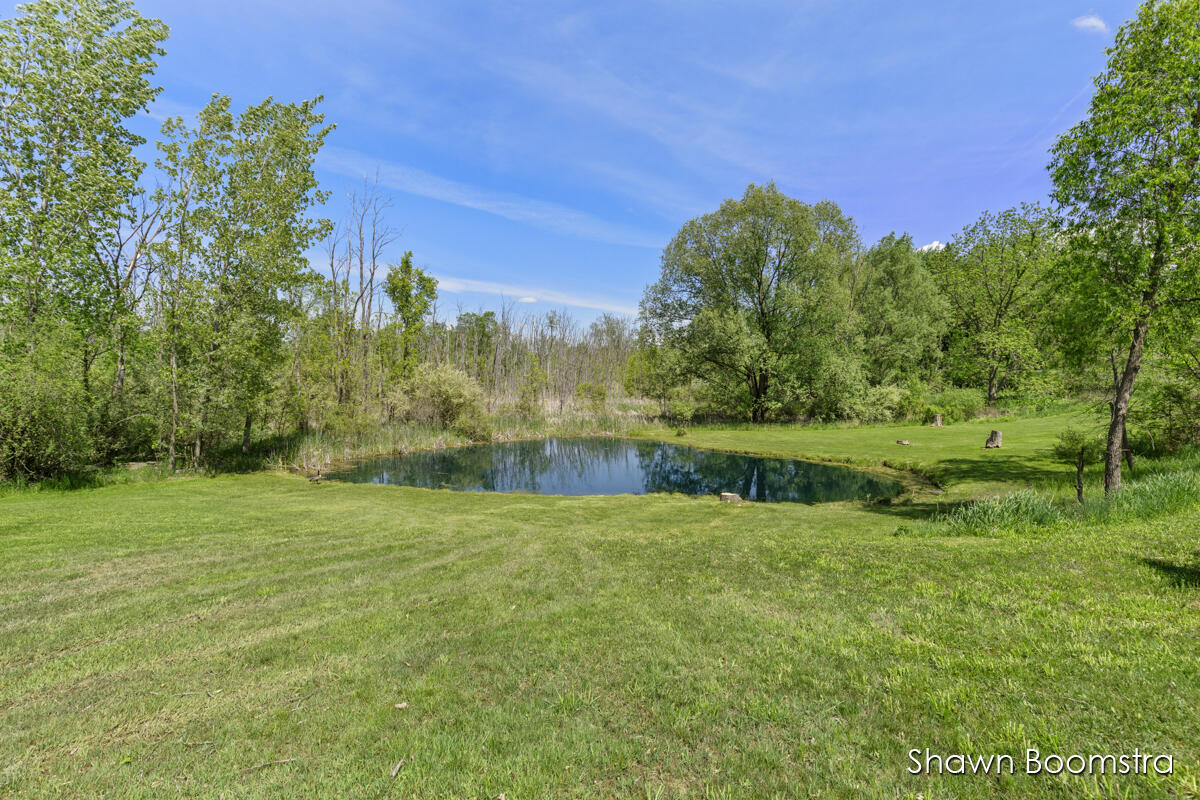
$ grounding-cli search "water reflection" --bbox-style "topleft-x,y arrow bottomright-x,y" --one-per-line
326,438 -> 899,504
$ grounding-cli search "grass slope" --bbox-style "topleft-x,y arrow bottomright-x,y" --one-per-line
2,455 -> 1197,798
644,411 -> 1101,501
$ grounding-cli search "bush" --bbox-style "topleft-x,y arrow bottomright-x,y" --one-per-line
924,388 -> 986,424
854,383 -> 904,423
402,364 -> 490,440
516,356 -> 548,418
896,378 -> 927,420
667,398 -> 696,425
0,356 -> 94,478
576,382 -> 607,415
451,410 -> 493,443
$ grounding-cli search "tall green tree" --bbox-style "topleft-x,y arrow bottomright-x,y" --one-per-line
384,250 -> 438,380
928,204 -> 1057,404
850,233 -> 948,385
1050,0 -> 1200,494
153,94 -> 332,464
640,183 -> 859,422
0,0 -> 167,475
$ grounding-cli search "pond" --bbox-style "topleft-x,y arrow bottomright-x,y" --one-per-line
325,437 -> 901,504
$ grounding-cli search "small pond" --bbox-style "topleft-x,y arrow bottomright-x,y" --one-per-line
325,437 -> 900,504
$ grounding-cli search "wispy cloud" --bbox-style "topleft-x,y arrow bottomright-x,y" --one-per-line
1071,14 -> 1108,34
433,273 -> 637,315
489,57 -> 785,180
319,146 -> 662,249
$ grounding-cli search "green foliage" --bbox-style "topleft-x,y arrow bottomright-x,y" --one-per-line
641,183 -> 859,422
0,0 -> 168,477
1050,0 -> 1200,491
402,364 -> 489,441
384,251 -> 438,379
0,348 -> 93,476
927,204 -> 1058,404
1051,428 -> 1104,465
852,234 -> 948,384
516,354 -> 548,418
665,387 -> 697,426
923,388 -> 986,424
575,382 -> 607,415
896,378 -> 927,421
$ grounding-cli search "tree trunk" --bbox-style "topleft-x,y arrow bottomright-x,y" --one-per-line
193,434 -> 201,467
168,341 -> 179,472
986,367 -> 999,406
1105,317 -> 1150,495
1122,425 -> 1135,475
242,412 -> 252,455
1075,447 -> 1085,504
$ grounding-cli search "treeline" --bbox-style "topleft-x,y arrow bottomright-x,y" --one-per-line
0,0 -> 638,478
638,0 -> 1200,494
4,0 -> 1200,496
635,191 -> 1063,423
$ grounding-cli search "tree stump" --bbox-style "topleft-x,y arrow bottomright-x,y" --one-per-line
720,492 -> 740,503
931,414 -> 943,428
984,430 -> 1003,449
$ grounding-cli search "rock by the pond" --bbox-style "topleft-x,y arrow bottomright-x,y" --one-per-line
896,440 -> 911,446
985,430 -> 1003,449
720,492 -> 741,503
931,414 -> 943,428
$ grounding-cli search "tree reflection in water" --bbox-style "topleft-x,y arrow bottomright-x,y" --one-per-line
327,438 -> 899,504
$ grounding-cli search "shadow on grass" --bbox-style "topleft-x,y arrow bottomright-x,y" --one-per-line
1142,557 -> 1200,588
925,454 -> 1068,488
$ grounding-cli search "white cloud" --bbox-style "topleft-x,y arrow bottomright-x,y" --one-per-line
489,56 -> 785,180
917,240 -> 945,252
433,274 -> 637,315
1071,14 -> 1108,34
318,145 -> 663,249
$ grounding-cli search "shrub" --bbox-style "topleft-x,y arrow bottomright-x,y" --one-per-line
403,364 -> 489,439
896,378 -> 927,420
854,383 -> 904,424
576,382 -> 607,415
516,356 -> 548,418
0,357 -> 94,478
452,410 -> 493,443
665,386 -> 696,426
924,388 -> 986,423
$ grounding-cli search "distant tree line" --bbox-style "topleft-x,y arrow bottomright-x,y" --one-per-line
3,0 -> 1200,497
637,0 -> 1200,493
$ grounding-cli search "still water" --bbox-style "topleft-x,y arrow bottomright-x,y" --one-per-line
325,437 -> 899,504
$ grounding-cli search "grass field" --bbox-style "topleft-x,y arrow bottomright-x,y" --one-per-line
2,415 -> 1198,798
642,410 -> 1103,501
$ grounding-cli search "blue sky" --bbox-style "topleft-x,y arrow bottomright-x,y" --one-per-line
43,1 -> 1143,319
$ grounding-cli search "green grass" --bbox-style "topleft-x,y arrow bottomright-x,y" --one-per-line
644,410 -> 1101,501
2,413 -> 1198,798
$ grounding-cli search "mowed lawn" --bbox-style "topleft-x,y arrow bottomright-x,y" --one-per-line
2,421 -> 1198,798
647,411 -> 1102,500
